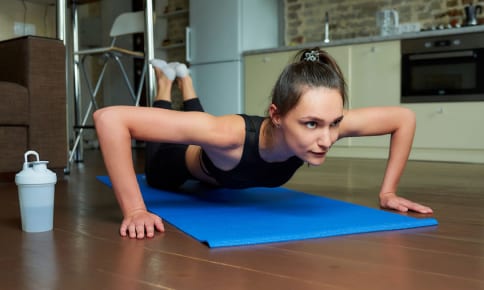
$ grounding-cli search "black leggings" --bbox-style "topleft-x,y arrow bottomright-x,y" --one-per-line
144,98 -> 204,190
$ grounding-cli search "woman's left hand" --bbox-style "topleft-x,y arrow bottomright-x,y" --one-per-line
379,192 -> 433,214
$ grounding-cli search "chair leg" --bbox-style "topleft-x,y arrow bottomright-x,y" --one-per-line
113,55 -> 148,106
113,55 -> 138,104
68,100 -> 95,164
80,55 -> 110,110
134,61 -> 148,106
69,55 -> 109,165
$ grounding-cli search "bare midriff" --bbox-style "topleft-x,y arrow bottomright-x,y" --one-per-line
185,145 -> 219,185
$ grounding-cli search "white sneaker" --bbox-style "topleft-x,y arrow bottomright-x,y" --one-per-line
150,59 -> 176,81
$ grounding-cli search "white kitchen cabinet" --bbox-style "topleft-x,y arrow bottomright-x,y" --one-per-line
347,41 -> 400,149
324,46 -> 351,81
244,50 -> 295,116
349,41 -> 400,108
402,102 -> 484,162
345,40 -> 483,163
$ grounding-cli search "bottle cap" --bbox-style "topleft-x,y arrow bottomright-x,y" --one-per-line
15,151 -> 57,185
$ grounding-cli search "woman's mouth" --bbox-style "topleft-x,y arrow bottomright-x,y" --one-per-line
310,151 -> 327,158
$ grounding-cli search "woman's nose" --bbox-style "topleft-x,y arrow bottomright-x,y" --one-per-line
317,128 -> 333,149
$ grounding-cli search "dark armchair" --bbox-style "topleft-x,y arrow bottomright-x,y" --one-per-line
0,36 -> 67,175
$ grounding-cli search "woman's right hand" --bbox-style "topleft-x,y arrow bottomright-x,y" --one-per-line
120,209 -> 165,239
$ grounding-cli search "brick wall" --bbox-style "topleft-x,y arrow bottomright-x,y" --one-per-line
161,0 -> 483,49
285,0 -> 484,45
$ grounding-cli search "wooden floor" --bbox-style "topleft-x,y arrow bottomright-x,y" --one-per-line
1,149 -> 483,290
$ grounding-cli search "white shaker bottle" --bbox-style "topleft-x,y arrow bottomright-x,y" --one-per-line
15,150 -> 57,232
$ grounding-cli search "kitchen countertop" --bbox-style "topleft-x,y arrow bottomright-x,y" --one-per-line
244,24 -> 484,56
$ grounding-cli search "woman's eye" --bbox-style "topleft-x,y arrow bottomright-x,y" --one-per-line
305,121 -> 317,129
330,118 -> 343,127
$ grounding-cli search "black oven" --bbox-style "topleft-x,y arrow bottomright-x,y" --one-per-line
401,32 -> 484,103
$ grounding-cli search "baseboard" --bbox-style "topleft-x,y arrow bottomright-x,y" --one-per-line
329,146 -> 484,164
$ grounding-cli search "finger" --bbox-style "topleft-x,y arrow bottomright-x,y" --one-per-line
154,218 -> 165,233
394,204 -> 409,212
120,222 -> 128,237
387,199 -> 409,212
143,219 -> 155,238
128,224 -> 137,239
136,224 -> 146,239
408,203 -> 434,214
399,197 -> 426,211
145,224 -> 155,238
421,206 -> 433,214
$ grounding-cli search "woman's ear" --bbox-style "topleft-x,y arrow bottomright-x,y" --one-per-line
269,104 -> 281,127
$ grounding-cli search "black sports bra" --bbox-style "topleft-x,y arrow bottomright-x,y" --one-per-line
200,114 -> 303,189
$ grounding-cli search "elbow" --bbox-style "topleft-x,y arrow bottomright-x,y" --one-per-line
394,107 -> 416,137
93,107 -> 134,150
402,107 -> 416,130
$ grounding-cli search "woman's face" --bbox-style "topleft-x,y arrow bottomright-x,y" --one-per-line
278,87 -> 344,166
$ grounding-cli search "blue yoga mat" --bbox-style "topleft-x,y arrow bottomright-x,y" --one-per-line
98,175 -> 438,248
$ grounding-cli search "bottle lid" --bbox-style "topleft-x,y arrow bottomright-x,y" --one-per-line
15,151 -> 57,185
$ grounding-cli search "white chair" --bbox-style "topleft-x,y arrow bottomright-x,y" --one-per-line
70,11 -> 147,163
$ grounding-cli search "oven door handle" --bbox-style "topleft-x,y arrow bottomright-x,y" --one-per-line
408,50 -> 475,60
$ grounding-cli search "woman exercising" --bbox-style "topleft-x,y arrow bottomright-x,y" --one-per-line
94,48 -> 433,239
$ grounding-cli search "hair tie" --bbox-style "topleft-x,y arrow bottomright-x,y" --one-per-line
303,50 -> 319,62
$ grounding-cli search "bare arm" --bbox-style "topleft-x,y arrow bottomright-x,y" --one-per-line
94,106 -> 240,238
338,106 -> 433,214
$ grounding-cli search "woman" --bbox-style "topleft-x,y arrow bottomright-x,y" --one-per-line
94,48 -> 433,239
